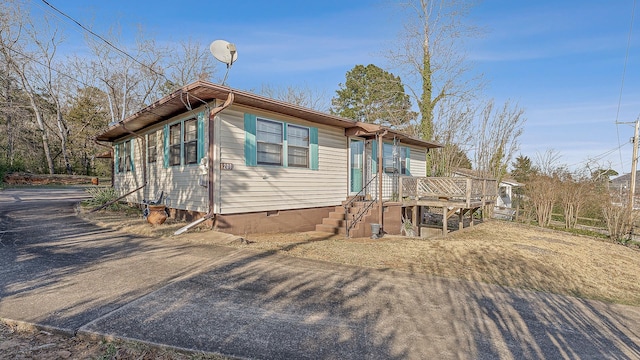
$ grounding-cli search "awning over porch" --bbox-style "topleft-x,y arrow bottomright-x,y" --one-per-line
345,122 -> 441,149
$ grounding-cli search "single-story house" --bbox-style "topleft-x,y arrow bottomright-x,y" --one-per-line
95,81 -> 441,236
496,178 -> 522,209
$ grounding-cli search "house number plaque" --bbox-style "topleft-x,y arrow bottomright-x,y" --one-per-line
220,163 -> 234,170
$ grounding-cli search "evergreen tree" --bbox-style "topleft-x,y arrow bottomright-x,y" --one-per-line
331,64 -> 416,131
511,155 -> 535,182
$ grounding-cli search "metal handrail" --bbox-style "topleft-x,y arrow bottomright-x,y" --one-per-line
346,200 -> 376,237
344,174 -> 378,237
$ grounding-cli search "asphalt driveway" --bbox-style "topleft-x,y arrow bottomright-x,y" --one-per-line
1,187 -> 640,359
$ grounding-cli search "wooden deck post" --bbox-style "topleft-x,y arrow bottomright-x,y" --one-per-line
377,132 -> 384,228
412,205 -> 418,228
482,180 -> 487,220
465,178 -> 472,208
442,205 -> 447,236
459,210 -> 464,230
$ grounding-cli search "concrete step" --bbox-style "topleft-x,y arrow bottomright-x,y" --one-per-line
317,197 -> 377,237
322,217 -> 343,227
329,212 -> 345,220
315,224 -> 339,234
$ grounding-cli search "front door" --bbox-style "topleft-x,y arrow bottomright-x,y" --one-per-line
349,138 -> 364,194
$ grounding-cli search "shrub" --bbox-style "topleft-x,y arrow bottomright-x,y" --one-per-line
0,160 -> 26,188
82,187 -> 124,211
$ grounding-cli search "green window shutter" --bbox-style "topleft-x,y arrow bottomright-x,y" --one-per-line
163,124 -> 169,168
129,140 -> 135,172
197,111 -> 205,162
405,147 -> 411,176
114,143 -> 120,174
283,123 -> 288,167
310,127 -> 318,170
244,114 -> 257,166
371,140 -> 377,174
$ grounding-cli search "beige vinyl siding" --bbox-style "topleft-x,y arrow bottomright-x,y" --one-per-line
114,137 -> 145,203
146,126 -> 164,205
158,109 -> 209,213
217,108 -> 348,214
150,164 -> 208,212
113,107 -> 209,213
408,145 -> 427,177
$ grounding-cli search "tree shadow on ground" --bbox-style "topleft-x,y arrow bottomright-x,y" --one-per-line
2,189 -> 640,359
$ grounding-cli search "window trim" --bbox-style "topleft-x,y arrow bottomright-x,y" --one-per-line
169,122 -> 182,166
245,113 -> 318,170
183,118 -> 198,165
375,141 -> 410,176
286,123 -> 310,168
256,118 -> 284,166
147,131 -> 158,164
163,112 -> 205,168
115,139 -> 133,173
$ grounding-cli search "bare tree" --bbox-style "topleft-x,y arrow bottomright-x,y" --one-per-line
0,62 -> 21,166
388,0 -> 483,141
524,150 -> 564,227
428,97 -> 475,175
0,1 -> 55,174
554,168 -> 593,229
26,17 -> 75,174
85,26 -> 164,124
526,174 -> 558,227
164,38 -> 216,91
603,190 -> 637,241
261,83 -> 329,112
473,99 -> 526,182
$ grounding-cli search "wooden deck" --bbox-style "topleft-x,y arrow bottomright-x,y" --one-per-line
397,177 -> 497,236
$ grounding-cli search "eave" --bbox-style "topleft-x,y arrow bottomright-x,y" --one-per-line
95,80 -> 442,150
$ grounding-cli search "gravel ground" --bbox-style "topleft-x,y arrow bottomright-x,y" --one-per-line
0,321 -> 230,360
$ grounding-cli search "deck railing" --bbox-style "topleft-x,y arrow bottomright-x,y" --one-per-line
399,176 -> 497,207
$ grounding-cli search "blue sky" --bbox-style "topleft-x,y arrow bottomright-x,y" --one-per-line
31,0 -> 640,175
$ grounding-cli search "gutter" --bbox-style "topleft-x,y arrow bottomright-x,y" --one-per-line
174,92 -> 235,235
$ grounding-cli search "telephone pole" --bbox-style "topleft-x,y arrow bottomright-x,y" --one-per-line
629,119 -> 639,214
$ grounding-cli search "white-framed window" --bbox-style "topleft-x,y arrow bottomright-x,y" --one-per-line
169,123 -> 182,166
381,142 -> 409,175
256,118 -> 283,166
245,113 -> 318,170
116,140 -> 132,173
162,111 -> 205,168
287,124 -> 309,168
147,131 -> 157,163
167,119 -> 199,166
183,119 -> 198,165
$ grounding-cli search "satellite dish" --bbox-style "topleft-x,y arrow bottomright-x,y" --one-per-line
210,40 -> 238,86
210,40 -> 238,66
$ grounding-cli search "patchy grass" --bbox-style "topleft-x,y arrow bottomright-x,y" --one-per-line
232,222 -> 640,306
78,207 -> 640,306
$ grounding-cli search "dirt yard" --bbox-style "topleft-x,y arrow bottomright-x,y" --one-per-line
5,203 -> 640,359
79,207 -> 640,306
